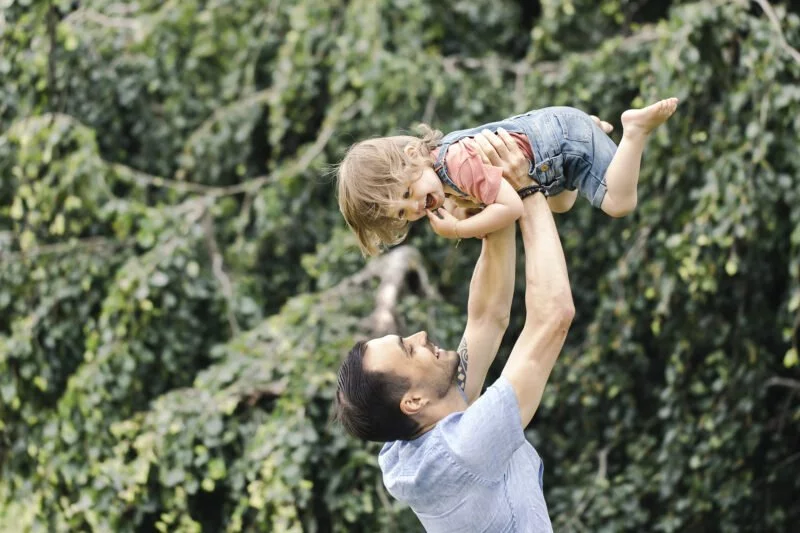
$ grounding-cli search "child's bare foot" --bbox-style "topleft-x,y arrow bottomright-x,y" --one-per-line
620,97 -> 678,139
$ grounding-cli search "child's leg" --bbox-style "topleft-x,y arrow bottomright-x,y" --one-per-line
600,98 -> 678,217
546,114 -> 610,214
547,190 -> 578,213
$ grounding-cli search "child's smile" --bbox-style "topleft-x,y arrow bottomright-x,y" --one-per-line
397,167 -> 446,222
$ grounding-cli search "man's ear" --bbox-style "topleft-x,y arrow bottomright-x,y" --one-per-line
400,392 -> 428,416
403,144 -> 418,159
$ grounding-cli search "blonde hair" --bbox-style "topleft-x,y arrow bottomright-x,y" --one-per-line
337,125 -> 443,256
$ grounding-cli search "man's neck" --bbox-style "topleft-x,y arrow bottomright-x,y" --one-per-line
412,386 -> 469,438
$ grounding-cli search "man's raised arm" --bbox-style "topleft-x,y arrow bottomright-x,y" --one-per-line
454,130 -> 532,404
458,221 -> 515,403
501,191 -> 575,427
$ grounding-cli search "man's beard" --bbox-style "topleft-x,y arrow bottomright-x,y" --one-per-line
433,352 -> 460,399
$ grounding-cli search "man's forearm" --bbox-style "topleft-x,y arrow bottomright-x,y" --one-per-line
468,223 -> 516,322
518,193 -> 573,320
459,223 -> 516,403
500,191 -> 574,426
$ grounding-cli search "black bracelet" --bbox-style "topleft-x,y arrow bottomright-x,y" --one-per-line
518,184 -> 546,199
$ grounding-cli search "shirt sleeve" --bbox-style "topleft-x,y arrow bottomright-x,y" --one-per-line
446,139 -> 503,205
438,376 -> 526,482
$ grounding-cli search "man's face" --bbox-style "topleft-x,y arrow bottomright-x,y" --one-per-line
364,330 -> 459,403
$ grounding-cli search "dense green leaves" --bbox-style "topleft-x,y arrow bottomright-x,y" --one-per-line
1,0 -> 799,531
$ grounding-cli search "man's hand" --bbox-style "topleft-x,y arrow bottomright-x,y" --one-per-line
426,207 -> 460,239
472,128 -> 530,190
443,197 -> 482,221
472,116 -> 613,190
589,115 -> 614,134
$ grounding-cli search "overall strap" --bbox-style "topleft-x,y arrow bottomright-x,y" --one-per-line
433,142 -> 469,197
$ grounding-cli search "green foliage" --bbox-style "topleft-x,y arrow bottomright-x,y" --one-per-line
1,0 -> 799,531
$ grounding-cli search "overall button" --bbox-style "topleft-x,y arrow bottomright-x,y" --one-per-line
540,163 -> 549,172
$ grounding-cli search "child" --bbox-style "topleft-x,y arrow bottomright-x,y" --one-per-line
337,98 -> 678,256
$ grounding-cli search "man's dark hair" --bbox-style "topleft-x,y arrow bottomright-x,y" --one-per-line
334,340 -> 421,442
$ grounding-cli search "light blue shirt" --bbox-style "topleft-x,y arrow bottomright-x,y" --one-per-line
379,377 -> 553,532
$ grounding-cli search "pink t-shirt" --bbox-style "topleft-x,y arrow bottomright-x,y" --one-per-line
432,132 -> 534,205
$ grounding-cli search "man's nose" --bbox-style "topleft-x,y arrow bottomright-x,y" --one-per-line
408,331 -> 427,345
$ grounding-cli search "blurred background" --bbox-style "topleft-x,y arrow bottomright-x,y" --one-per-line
1,0 -> 799,531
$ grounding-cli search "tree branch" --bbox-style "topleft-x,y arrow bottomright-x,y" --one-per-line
752,0 -> 800,66
370,248 -> 414,334
179,88 -> 276,168
290,99 -> 362,172
47,2 -> 60,112
203,209 -> 241,337
111,162 -> 263,196
765,377 -> 800,392
596,446 -> 610,482
62,0 -> 184,42
0,236 -> 134,263
63,9 -> 145,41
559,446 -> 611,533
441,25 -> 660,79
422,93 -> 437,125
375,476 -> 397,529
775,450 -> 800,470
321,245 -> 441,336
513,64 -> 526,114
113,98 -> 360,197
202,211 -> 241,336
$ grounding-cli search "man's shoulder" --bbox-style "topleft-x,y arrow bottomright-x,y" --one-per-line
382,379 -> 521,468
378,404 -> 477,478
379,426 -> 471,506
379,379 -> 530,509
379,429 -> 439,465
379,416 -> 453,471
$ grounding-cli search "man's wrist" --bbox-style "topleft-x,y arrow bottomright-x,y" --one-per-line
519,184 -> 546,200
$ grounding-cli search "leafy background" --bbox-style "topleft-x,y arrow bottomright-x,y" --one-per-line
1,0 -> 799,531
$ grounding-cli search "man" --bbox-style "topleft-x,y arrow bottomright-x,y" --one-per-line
335,121 -> 610,532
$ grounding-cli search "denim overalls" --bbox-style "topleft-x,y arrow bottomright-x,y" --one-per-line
433,107 -> 618,208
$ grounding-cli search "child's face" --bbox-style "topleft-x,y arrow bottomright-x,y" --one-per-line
395,167 -> 446,222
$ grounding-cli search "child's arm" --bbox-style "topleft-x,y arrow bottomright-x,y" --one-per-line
427,179 -> 523,239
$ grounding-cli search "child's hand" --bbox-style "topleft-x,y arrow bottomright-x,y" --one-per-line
426,207 -> 461,239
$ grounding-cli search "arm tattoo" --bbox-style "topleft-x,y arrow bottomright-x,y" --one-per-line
456,335 -> 469,392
